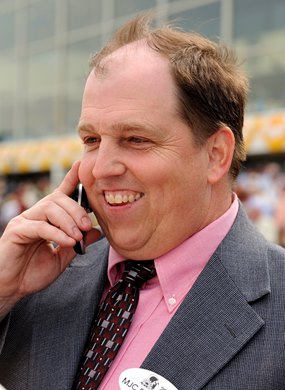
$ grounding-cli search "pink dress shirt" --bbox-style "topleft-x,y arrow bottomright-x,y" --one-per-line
99,195 -> 239,389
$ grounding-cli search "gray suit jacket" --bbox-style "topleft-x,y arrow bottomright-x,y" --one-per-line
1,203 -> 285,389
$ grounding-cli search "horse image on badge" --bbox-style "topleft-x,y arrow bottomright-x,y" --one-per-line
119,368 -> 178,390
141,374 -> 159,389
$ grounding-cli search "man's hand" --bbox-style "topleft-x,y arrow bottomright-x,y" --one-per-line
0,161 -> 97,317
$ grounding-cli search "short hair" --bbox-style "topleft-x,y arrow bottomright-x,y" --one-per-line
90,14 -> 249,179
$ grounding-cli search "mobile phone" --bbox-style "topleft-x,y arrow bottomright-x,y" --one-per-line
70,183 -> 91,255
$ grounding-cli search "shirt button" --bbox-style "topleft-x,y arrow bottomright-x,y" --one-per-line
168,297 -> 176,306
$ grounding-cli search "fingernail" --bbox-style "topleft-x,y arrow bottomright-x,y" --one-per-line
81,216 -> 92,227
72,226 -> 82,238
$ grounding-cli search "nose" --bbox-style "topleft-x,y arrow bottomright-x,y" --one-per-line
91,139 -> 126,179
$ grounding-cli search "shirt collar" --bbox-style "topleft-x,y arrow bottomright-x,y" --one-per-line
108,194 -> 239,312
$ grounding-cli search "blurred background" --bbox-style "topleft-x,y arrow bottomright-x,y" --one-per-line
0,0 -> 285,244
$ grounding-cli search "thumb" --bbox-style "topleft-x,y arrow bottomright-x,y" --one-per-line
56,160 -> 81,196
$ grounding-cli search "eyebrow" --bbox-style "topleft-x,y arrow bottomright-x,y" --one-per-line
77,123 -> 94,134
77,121 -> 158,135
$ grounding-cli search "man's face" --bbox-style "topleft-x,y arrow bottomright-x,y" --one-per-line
78,43 -> 214,259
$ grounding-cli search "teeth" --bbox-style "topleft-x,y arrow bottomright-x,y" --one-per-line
128,194 -> 135,203
107,194 -> 115,204
105,192 -> 143,205
115,194 -> 122,204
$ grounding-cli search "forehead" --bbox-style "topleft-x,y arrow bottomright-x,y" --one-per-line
79,44 -> 196,150
97,40 -> 169,77
83,42 -> 177,106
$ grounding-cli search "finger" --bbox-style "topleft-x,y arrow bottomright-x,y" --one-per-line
7,216 -> 77,248
53,194 -> 93,232
24,194 -> 92,233
22,201 -> 87,240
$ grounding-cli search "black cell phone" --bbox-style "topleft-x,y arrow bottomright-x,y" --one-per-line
70,183 -> 91,255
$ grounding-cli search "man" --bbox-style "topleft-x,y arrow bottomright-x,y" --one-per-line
0,15 -> 284,390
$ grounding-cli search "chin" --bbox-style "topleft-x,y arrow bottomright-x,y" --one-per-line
107,233 -> 148,257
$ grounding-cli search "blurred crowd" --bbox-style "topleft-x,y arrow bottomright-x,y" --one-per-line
234,162 -> 285,247
0,176 -> 51,235
1,162 -> 285,246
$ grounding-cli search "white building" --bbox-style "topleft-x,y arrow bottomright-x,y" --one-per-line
0,0 -> 285,174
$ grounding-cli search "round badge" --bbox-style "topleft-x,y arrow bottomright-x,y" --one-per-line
119,368 -> 178,390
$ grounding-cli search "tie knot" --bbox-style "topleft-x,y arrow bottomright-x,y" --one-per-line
122,260 -> 156,288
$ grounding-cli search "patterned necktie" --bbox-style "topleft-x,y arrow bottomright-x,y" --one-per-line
73,260 -> 156,390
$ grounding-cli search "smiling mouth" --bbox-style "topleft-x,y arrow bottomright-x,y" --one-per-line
104,192 -> 144,205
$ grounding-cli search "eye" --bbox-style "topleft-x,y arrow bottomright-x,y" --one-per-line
82,136 -> 100,146
124,135 -> 155,150
128,136 -> 147,143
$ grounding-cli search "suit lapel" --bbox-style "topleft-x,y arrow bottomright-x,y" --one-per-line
142,254 -> 264,389
142,204 -> 269,389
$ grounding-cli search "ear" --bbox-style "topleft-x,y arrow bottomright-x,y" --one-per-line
206,126 -> 235,185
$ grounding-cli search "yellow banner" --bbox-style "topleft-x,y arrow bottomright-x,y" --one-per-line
1,111 -> 285,175
0,136 -> 83,175
244,111 -> 285,154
